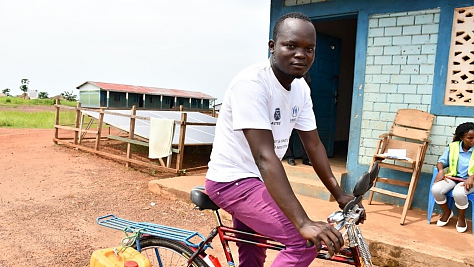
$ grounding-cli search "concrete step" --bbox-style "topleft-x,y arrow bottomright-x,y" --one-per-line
288,176 -> 336,202
283,159 -> 347,201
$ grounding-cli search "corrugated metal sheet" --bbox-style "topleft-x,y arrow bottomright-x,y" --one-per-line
77,81 -> 217,100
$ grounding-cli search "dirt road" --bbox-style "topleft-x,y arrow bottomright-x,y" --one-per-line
0,125 -> 353,267
0,128 -> 216,267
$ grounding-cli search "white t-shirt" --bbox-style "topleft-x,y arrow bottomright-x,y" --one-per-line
206,59 -> 316,182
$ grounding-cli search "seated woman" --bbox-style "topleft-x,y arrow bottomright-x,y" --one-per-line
431,122 -> 474,233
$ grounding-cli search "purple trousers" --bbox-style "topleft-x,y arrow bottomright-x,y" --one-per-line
205,178 -> 316,267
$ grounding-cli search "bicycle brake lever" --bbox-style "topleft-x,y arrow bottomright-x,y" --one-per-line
342,200 -> 356,215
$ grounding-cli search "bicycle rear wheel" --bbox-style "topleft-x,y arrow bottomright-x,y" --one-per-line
133,236 -> 209,267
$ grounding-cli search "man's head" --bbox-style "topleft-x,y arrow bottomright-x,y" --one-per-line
272,12 -> 313,42
269,12 -> 316,88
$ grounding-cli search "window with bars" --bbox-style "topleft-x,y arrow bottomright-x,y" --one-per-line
445,6 -> 474,106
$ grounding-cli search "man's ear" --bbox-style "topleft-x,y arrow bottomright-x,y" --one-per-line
268,39 -> 275,54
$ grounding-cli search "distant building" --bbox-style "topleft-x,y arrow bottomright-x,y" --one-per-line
77,81 -> 217,110
27,89 -> 38,99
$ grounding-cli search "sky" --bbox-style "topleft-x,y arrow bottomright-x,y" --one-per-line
0,0 -> 271,102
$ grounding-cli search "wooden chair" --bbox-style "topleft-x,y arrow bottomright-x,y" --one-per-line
367,109 -> 435,225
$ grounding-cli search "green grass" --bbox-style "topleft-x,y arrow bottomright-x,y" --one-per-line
0,96 -> 81,128
0,110 -> 78,128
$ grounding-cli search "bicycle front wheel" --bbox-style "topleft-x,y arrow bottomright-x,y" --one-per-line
354,227 -> 373,267
133,236 -> 210,267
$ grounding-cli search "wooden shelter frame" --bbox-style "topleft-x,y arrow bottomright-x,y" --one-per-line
53,100 -> 215,175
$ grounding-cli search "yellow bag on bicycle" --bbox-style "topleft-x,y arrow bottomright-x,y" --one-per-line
90,246 -> 151,267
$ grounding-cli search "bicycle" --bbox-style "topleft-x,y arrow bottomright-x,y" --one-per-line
97,161 -> 379,267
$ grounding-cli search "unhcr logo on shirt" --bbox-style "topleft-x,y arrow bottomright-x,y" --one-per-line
290,106 -> 299,123
271,108 -> 281,125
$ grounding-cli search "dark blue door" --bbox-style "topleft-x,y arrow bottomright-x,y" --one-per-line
308,33 -> 341,157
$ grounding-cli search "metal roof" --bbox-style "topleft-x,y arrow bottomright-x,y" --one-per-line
77,81 -> 217,100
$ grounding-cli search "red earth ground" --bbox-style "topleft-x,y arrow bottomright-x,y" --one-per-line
0,102 -> 216,266
0,127 -> 221,267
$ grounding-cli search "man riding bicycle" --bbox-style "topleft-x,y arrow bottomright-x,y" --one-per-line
205,12 -> 361,267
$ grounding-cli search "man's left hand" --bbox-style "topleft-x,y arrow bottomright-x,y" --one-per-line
336,194 -> 366,224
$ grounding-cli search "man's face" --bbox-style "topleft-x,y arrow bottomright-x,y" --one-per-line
269,18 -> 316,82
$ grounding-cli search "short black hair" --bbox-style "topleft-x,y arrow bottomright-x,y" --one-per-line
272,12 -> 313,42
453,122 -> 474,142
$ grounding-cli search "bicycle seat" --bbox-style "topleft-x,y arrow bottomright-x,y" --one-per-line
190,186 -> 220,211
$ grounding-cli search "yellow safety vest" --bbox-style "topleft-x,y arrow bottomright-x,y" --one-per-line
446,141 -> 474,177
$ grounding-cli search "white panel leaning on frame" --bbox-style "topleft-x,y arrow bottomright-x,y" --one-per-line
445,5 -> 474,106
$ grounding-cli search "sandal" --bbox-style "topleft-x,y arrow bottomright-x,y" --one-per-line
436,211 -> 453,227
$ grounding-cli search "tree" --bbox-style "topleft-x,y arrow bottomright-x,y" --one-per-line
19,79 -> 29,93
2,88 -> 10,96
61,91 -> 77,101
38,92 -> 49,99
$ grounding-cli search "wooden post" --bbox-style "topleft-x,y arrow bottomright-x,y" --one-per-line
176,113 -> 187,172
95,108 -> 104,150
54,99 -> 60,144
79,113 -> 85,144
179,105 -> 183,112
126,105 -> 137,168
73,102 -> 81,145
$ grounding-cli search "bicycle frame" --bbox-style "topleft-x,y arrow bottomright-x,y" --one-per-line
97,211 -> 364,267
97,162 -> 379,267
186,162 -> 379,267
186,208 -> 363,267
97,199 -> 369,267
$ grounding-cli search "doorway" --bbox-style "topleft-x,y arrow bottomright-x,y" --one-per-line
313,17 -> 357,164
291,17 -> 357,166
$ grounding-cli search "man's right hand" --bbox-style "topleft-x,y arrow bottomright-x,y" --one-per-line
300,220 -> 344,257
